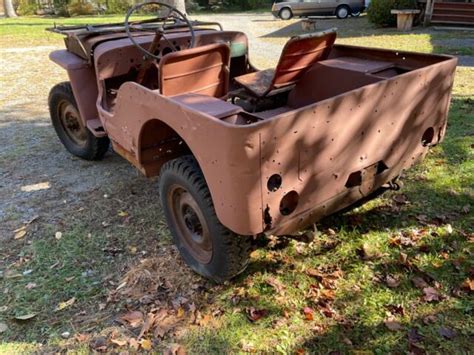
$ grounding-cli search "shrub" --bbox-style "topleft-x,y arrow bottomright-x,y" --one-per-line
53,0 -> 70,16
367,0 -> 418,27
104,0 -> 132,14
15,0 -> 38,15
68,0 -> 95,16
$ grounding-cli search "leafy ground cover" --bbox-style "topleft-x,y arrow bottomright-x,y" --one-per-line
0,13 -> 473,354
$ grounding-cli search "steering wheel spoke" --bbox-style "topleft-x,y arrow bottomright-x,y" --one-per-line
125,1 -> 195,61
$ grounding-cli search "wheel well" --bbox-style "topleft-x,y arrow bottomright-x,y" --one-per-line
138,119 -> 191,177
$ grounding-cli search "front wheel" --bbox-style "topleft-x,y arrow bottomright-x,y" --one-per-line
49,82 -> 109,160
159,155 -> 252,282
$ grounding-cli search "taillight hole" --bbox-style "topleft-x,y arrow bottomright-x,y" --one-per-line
280,191 -> 299,216
267,174 -> 282,192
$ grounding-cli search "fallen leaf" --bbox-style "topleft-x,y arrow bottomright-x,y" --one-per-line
25,282 -> 37,290
129,338 -> 140,350
303,307 -> 314,321
240,341 -> 255,352
90,336 -> 107,352
422,287 -> 440,302
118,211 -> 129,217
14,228 -> 27,240
140,338 -> 152,351
306,268 -> 324,280
319,305 -> 336,318
357,242 -> 381,260
110,338 -> 128,347
445,224 -> 453,234
386,275 -> 401,288
461,278 -> 474,292
412,276 -> 429,289
177,307 -> 185,318
386,304 -> 405,316
0,322 -> 8,333
393,194 -> 409,204
14,313 -> 37,320
246,307 -> 267,322
423,315 -> 437,324
342,337 -> 352,346
164,343 -> 186,355
138,312 -> 156,339
384,318 -> 403,331
120,310 -> 144,328
266,276 -> 286,294
55,297 -> 76,311
439,326 -> 456,339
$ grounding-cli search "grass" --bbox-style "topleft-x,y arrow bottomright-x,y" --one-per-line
1,13 -> 473,354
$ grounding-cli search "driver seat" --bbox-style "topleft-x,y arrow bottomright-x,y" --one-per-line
234,28 -> 337,98
159,43 -> 244,119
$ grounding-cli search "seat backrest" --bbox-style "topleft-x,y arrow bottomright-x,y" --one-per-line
272,28 -> 337,89
159,43 -> 231,98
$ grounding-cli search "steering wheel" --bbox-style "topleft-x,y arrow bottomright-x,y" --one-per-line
125,1 -> 195,61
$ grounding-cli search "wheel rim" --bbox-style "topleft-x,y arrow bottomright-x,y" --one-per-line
168,185 -> 213,264
58,100 -> 88,147
281,9 -> 291,19
338,7 -> 348,18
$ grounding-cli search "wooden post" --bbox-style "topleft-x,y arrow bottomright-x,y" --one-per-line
424,0 -> 434,26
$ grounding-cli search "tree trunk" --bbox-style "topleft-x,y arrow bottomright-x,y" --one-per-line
3,0 -> 18,17
162,0 -> 186,15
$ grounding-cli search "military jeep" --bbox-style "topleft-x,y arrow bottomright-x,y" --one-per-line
48,2 -> 457,281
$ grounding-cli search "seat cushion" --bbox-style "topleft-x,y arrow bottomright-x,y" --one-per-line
234,69 -> 275,97
170,93 -> 243,119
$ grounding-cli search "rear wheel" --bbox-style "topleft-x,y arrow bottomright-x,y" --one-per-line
159,155 -> 252,282
279,7 -> 293,20
49,82 -> 109,160
336,5 -> 350,19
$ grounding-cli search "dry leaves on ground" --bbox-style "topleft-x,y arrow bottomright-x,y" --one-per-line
422,287 -> 441,302
246,307 -> 267,322
384,317 -> 403,331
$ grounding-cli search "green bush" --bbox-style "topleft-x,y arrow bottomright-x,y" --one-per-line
104,0 -> 132,14
15,0 -> 38,15
53,0 -> 70,16
68,0 -> 95,16
367,0 -> 418,27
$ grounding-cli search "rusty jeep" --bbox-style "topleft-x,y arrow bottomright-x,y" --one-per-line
47,2 -> 457,281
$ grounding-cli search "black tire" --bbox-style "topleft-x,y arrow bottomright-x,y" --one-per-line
279,7 -> 293,20
49,82 -> 109,160
336,5 -> 350,19
159,155 -> 252,282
